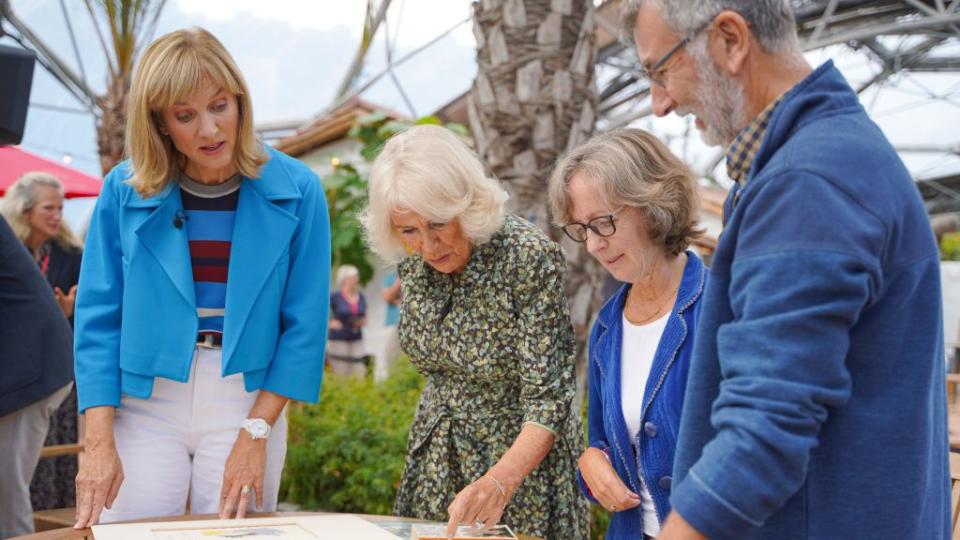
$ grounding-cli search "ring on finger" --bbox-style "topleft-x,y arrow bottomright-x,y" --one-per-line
241,485 -> 251,495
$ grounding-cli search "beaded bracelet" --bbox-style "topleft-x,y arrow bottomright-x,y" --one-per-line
485,474 -> 507,497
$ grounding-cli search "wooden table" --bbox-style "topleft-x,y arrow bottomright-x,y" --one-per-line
948,373 -> 960,449
14,512 -> 543,540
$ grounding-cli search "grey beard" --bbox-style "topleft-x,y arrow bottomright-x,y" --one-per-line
691,49 -> 748,147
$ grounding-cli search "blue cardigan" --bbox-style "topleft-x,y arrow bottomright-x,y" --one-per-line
580,251 -> 706,539
670,61 -> 950,539
328,290 -> 366,342
74,147 -> 331,412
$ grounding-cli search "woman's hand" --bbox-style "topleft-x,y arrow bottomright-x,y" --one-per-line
74,437 -> 124,528
446,473 -> 515,537
578,447 -> 640,513
328,319 -> 343,331
54,285 -> 78,318
218,431 -> 268,519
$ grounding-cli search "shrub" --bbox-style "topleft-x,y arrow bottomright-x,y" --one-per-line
942,232 -> 960,261
279,360 -> 423,514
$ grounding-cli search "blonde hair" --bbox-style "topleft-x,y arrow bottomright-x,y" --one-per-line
548,128 -> 703,256
125,27 -> 266,198
362,125 -> 508,263
1,172 -> 81,249
336,265 -> 359,288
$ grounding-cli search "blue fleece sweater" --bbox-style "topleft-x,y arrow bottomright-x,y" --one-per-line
670,61 -> 949,539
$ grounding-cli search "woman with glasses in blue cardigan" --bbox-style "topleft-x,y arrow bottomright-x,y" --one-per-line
549,129 -> 707,540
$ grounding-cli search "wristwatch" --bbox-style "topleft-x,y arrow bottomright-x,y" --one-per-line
241,418 -> 271,440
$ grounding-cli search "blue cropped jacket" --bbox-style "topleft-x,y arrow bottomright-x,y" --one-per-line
579,250 -> 706,539
74,147 -> 330,412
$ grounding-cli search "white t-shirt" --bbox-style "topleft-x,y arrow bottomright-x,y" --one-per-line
621,310 -> 670,537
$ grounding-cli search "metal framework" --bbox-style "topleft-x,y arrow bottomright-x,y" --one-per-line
4,0 -> 958,213
597,0 -> 960,124
594,0 -> 960,213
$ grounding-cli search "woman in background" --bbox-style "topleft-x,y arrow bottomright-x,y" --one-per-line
1,171 -> 82,512
327,264 -> 368,377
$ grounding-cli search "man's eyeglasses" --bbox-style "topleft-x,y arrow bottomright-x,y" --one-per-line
636,19 -> 713,88
560,207 -> 625,243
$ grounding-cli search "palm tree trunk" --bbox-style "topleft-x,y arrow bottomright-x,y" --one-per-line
468,0 -> 607,396
85,0 -> 166,176
96,72 -> 129,175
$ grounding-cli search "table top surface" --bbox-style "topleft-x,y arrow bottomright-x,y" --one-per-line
15,512 -> 542,540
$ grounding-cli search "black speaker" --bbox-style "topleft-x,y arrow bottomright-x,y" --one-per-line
0,44 -> 36,146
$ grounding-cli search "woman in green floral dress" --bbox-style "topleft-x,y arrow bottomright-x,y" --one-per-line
362,125 -> 589,539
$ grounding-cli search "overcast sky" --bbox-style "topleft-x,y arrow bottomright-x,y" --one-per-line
4,0 -> 477,176
3,0 -> 958,182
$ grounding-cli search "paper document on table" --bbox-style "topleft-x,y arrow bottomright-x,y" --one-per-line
91,515 -> 400,540
410,523 -> 517,539
151,524 -> 309,540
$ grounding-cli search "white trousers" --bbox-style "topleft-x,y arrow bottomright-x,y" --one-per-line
99,347 -> 287,522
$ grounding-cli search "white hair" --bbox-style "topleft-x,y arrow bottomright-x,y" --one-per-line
361,125 -> 509,264
335,265 -> 359,288
622,0 -> 801,54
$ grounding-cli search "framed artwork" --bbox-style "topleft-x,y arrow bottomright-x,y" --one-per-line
91,515 -> 401,540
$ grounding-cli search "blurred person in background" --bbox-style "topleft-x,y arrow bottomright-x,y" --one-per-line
1,172 -> 83,322
72,27 -> 330,528
1,171 -> 83,513
327,264 -> 368,377
363,125 -> 589,539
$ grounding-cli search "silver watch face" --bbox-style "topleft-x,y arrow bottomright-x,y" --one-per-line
245,418 -> 270,438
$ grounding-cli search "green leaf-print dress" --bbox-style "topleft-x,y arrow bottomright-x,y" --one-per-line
394,215 -> 589,540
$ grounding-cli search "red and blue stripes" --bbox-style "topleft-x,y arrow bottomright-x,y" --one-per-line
180,175 -> 240,337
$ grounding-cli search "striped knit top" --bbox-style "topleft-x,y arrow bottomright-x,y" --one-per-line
179,173 -> 240,337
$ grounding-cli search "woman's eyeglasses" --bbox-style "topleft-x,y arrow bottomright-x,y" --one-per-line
560,207 -> 625,243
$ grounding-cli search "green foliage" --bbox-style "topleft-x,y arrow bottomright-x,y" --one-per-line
942,232 -> 960,261
325,112 -> 470,283
280,361 -> 424,514
580,398 -> 611,540
323,162 -> 374,282
591,505 -> 611,540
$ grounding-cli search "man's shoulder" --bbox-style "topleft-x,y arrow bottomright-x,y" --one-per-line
757,112 -> 915,218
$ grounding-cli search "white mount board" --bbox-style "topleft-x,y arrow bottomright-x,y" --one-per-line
91,515 -> 402,540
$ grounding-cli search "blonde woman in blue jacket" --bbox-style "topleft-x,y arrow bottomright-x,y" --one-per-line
72,28 -> 330,528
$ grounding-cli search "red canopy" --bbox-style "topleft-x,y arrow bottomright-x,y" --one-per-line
0,146 -> 102,198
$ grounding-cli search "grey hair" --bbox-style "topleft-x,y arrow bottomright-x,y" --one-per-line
335,264 -> 360,288
0,171 -> 81,249
621,0 -> 800,54
548,128 -> 703,256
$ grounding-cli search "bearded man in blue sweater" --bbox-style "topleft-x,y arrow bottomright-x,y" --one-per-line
625,1 -> 950,538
